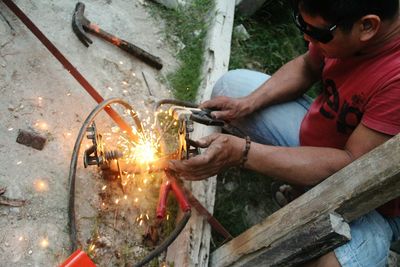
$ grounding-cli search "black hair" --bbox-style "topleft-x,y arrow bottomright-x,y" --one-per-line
292,0 -> 399,31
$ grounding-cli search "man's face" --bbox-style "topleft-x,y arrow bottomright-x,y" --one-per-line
300,11 -> 362,58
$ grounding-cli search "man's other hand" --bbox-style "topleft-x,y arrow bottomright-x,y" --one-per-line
168,133 -> 244,180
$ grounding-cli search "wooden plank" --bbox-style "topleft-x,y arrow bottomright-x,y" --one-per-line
210,134 -> 400,267
165,0 -> 235,266
240,212 -> 350,267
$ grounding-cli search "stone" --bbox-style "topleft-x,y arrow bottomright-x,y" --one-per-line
234,24 -> 250,41
16,129 -> 47,151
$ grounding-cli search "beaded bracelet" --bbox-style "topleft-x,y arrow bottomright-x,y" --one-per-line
240,136 -> 251,169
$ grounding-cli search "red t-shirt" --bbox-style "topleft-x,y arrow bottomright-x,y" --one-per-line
300,37 -> 400,217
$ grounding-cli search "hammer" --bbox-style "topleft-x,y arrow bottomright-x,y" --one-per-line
72,2 -> 163,70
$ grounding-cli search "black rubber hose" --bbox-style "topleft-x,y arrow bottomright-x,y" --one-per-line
132,210 -> 191,267
68,98 -> 143,252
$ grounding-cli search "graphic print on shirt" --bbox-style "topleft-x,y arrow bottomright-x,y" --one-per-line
319,79 -> 364,134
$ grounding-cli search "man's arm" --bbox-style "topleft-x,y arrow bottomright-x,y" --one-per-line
245,123 -> 392,185
201,51 -> 322,120
169,123 -> 392,184
245,51 -> 322,112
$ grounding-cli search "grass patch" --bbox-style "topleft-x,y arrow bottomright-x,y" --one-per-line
211,168 -> 279,250
230,1 -> 306,74
229,1 -> 321,97
148,0 -> 214,102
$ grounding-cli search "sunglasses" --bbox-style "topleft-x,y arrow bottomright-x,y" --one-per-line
293,12 -> 337,44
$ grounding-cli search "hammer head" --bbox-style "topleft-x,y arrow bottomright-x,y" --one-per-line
72,2 -> 93,47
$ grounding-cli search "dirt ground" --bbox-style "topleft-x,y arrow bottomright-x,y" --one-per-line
0,0 -> 176,266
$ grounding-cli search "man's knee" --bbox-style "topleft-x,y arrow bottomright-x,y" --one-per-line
212,69 -> 270,99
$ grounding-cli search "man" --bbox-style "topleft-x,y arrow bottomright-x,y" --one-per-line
169,0 -> 400,266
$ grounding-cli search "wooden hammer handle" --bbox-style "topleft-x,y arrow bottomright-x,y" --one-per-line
87,23 -> 163,69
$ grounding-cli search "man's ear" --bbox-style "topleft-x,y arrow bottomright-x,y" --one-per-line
359,15 -> 381,41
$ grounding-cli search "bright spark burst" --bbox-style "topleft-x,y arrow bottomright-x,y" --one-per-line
118,129 -> 159,167
40,238 -> 49,248
34,179 -> 49,192
89,244 -> 96,252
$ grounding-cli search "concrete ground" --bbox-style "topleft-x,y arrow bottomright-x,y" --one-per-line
0,0 -> 175,266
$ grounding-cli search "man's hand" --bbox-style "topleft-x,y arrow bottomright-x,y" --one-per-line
168,133 -> 244,180
200,96 -> 252,121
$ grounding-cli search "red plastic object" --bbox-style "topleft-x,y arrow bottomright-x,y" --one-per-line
164,171 -> 191,213
60,249 -> 96,267
156,180 -> 171,219
170,179 -> 191,212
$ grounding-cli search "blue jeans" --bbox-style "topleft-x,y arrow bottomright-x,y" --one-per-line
212,69 -> 400,266
334,211 -> 400,267
212,69 -> 312,146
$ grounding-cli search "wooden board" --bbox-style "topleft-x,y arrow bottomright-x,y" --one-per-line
165,0 -> 235,266
240,212 -> 350,267
210,134 -> 400,267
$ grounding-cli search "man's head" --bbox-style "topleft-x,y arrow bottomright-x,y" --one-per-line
292,0 -> 399,57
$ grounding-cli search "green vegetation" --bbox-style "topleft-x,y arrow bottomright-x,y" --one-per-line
230,1 -> 306,73
229,0 -> 321,97
148,0 -> 214,101
212,168 -> 279,248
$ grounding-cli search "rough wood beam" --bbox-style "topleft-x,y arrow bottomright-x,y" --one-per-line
210,134 -> 400,267
165,0 -> 235,266
239,212 -> 350,267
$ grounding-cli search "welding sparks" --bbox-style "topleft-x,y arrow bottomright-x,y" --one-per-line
89,244 -> 96,252
111,126 -> 120,133
40,238 -> 49,248
119,131 -> 158,168
35,121 -> 48,130
136,141 -> 156,163
34,179 -> 49,192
